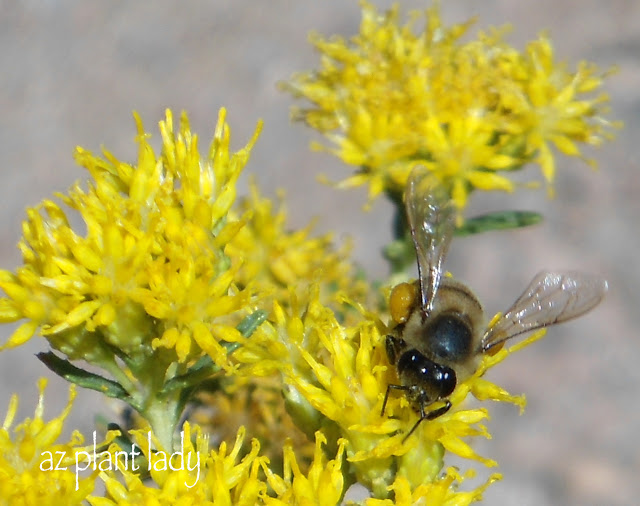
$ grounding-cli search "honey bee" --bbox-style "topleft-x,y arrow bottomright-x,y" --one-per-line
382,168 -> 608,440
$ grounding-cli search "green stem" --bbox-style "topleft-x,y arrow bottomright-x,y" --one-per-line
144,390 -> 183,452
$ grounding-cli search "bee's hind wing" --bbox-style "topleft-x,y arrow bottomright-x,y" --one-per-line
482,271 -> 608,352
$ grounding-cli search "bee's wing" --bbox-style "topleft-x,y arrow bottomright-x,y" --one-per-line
405,167 -> 455,314
482,271 -> 608,352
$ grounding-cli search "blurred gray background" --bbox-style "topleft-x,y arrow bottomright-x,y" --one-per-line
0,1 -> 637,504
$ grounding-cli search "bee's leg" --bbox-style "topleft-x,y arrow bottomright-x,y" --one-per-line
425,400 -> 451,420
385,334 -> 406,363
402,400 -> 452,443
385,335 -> 397,363
381,384 -> 410,417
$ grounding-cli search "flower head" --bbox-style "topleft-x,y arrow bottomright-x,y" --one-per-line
366,469 -> 500,506
261,431 -> 348,506
0,108 -> 272,451
0,109 -> 261,370
89,423 -> 349,506
89,424 -> 266,506
284,1 -> 617,210
500,33 -> 618,186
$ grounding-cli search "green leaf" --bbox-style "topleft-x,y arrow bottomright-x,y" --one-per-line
456,210 -> 543,237
161,357 -> 217,395
37,352 -> 138,408
236,309 -> 268,338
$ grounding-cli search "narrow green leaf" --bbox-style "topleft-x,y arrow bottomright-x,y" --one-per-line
455,211 -> 543,237
161,357 -> 217,395
223,309 -> 267,354
236,309 -> 268,338
37,352 -> 137,407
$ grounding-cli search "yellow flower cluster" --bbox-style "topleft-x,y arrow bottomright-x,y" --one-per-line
284,1 -> 617,210
0,380 -> 96,505
0,108 -> 362,365
0,108 -> 373,503
0,381 -> 350,505
0,364 -> 517,505
90,426 -> 349,506
0,0 -> 616,495
235,287 -> 540,501
227,181 -> 367,310
0,108 -> 365,455
0,109 -> 260,368
89,424 -> 266,505
0,98 -> 591,503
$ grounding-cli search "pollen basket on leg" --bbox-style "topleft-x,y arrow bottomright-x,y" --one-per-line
389,281 -> 418,324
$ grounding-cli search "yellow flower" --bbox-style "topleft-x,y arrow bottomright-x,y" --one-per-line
284,1 -> 616,210
261,431 -> 347,506
420,115 -> 517,211
366,469 -> 500,506
227,180 -> 367,309
89,424 -> 266,506
0,379 -> 96,505
0,108 -> 261,369
0,108 -> 269,451
194,374 -> 314,471
235,286 -> 537,500
501,33 -> 619,187
90,423 -> 348,506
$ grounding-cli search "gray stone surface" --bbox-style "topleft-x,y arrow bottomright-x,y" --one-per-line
0,1 -> 637,504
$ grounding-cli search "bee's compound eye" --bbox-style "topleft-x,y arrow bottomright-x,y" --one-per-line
438,364 -> 457,397
390,282 -> 418,324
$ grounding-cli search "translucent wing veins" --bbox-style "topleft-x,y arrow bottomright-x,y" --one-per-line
482,271 -> 608,352
405,168 -> 456,315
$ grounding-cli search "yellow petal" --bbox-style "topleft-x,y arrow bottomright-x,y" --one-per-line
1,320 -> 39,349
